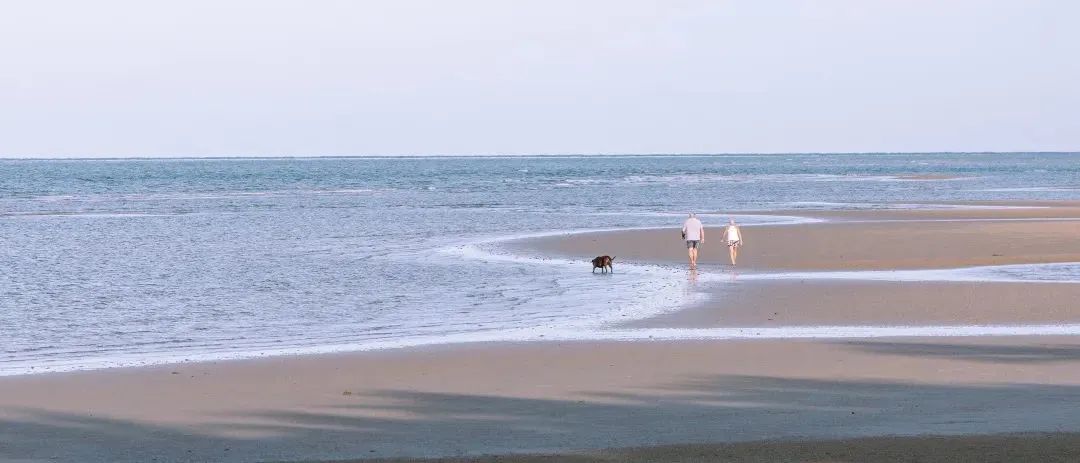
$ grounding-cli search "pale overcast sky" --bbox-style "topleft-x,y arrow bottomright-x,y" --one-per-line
1,1 -> 1078,158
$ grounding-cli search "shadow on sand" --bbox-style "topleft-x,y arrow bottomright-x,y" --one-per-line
3,366 -> 1080,462
837,341 -> 1080,363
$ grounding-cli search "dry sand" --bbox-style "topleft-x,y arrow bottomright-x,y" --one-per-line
4,203 -> 1080,462
3,338 -> 1080,462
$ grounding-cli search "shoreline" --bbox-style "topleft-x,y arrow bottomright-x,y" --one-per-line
8,202 -> 1080,377
5,201 -> 1080,461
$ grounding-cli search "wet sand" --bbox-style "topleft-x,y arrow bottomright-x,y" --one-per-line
627,280 -> 1080,328
514,202 -> 1080,331
358,433 -> 1080,463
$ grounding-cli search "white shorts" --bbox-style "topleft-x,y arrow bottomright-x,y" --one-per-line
727,240 -> 741,247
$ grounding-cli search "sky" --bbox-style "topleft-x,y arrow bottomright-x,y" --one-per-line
1,0 -> 1078,158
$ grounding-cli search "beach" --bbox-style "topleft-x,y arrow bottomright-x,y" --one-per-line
4,201 -> 1080,462
6,0 -> 1080,456
3,338 -> 1080,462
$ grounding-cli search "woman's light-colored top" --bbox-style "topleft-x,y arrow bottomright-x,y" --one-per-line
725,225 -> 741,241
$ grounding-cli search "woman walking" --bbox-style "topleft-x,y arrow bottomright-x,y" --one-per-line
723,218 -> 743,266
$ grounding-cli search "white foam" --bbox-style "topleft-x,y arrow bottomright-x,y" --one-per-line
783,202 -> 1046,210
27,188 -> 389,203
504,214 -> 823,228
440,239 -> 709,326
746,262 -> 1080,284
9,322 -> 1080,377
1,212 -> 175,219
547,173 -> 972,188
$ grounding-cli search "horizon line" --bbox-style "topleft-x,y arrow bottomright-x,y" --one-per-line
2,151 -> 1078,161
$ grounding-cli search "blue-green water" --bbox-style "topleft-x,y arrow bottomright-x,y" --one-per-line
2,153 -> 1079,374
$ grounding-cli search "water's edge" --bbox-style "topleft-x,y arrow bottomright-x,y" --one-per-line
6,211 -> 1080,377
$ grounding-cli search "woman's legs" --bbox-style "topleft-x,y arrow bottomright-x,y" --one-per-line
728,245 -> 737,266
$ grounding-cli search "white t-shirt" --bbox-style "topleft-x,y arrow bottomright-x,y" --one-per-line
682,217 -> 703,241
725,225 -> 741,241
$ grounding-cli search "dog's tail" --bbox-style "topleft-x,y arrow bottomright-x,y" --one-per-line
610,256 -> 615,261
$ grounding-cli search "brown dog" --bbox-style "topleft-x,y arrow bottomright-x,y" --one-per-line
591,255 -> 615,274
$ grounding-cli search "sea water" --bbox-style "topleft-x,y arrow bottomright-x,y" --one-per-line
2,153 -> 1079,375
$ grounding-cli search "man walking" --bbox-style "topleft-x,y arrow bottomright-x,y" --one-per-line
682,213 -> 704,270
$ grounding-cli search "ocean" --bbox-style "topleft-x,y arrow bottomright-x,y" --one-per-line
2,153 -> 1079,375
